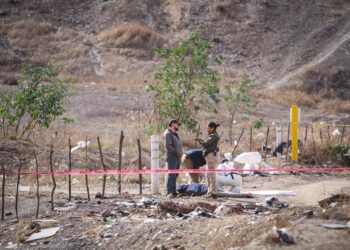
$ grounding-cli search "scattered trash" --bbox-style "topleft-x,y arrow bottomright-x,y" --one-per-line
271,226 -> 295,245
318,194 -> 350,208
175,207 -> 215,220
264,196 -> 289,208
158,201 -> 218,215
234,152 -> 262,164
26,227 -> 60,242
54,202 -> 77,212
292,210 -> 314,226
139,197 -> 160,207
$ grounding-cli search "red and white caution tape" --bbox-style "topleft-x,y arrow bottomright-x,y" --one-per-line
0,167 -> 349,176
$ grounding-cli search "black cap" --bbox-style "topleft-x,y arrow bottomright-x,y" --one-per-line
208,121 -> 220,128
168,119 -> 181,127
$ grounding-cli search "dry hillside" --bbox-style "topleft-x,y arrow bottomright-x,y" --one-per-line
0,0 -> 349,95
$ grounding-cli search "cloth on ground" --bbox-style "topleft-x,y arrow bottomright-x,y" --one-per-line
176,183 -> 208,196
184,149 -> 206,169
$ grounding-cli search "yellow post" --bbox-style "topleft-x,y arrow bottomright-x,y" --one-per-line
291,105 -> 299,162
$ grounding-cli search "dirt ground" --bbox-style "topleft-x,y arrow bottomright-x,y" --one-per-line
1,172 -> 349,250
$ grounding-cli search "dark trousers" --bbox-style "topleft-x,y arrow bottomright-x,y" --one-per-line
166,155 -> 180,194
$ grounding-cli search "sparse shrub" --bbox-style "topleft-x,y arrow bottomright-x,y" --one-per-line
0,60 -> 72,139
224,74 -> 253,145
253,118 -> 264,129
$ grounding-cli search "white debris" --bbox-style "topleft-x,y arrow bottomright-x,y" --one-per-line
71,141 -> 91,153
18,185 -> 30,192
214,205 -> 231,217
26,227 -> 60,242
332,128 -> 341,136
234,152 -> 262,164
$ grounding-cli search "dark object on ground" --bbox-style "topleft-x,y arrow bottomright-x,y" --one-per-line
3,77 -> 18,86
319,194 -> 350,208
265,196 -> 289,208
272,141 -> 291,157
275,227 -> 295,244
176,183 -> 208,196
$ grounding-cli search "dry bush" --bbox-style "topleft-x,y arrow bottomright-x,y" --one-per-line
299,141 -> 337,165
98,22 -> 163,50
7,20 -> 56,48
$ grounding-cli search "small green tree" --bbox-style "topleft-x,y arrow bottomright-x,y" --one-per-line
147,32 -> 222,133
0,61 -> 72,139
224,74 -> 252,145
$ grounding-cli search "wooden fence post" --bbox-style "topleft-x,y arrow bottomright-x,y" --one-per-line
1,164 -> 5,221
118,131 -> 124,194
85,136 -> 90,201
249,127 -> 252,151
137,139 -> 142,195
340,126 -> 346,143
286,123 -> 290,161
15,159 -> 23,220
68,139 -> 72,201
33,151 -> 40,218
231,128 -> 245,157
97,137 -> 107,198
264,126 -> 270,161
50,145 -> 56,211
304,125 -> 308,142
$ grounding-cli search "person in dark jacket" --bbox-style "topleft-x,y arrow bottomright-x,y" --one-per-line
163,119 -> 183,198
182,149 -> 206,183
194,122 -> 220,197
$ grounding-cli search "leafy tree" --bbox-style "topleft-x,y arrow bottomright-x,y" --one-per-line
224,74 -> 252,145
0,61 -> 72,139
147,32 -> 222,133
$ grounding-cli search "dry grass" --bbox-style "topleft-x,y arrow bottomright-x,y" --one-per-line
98,22 -> 163,50
255,89 -> 350,114
254,90 -> 321,109
319,99 -> 350,114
